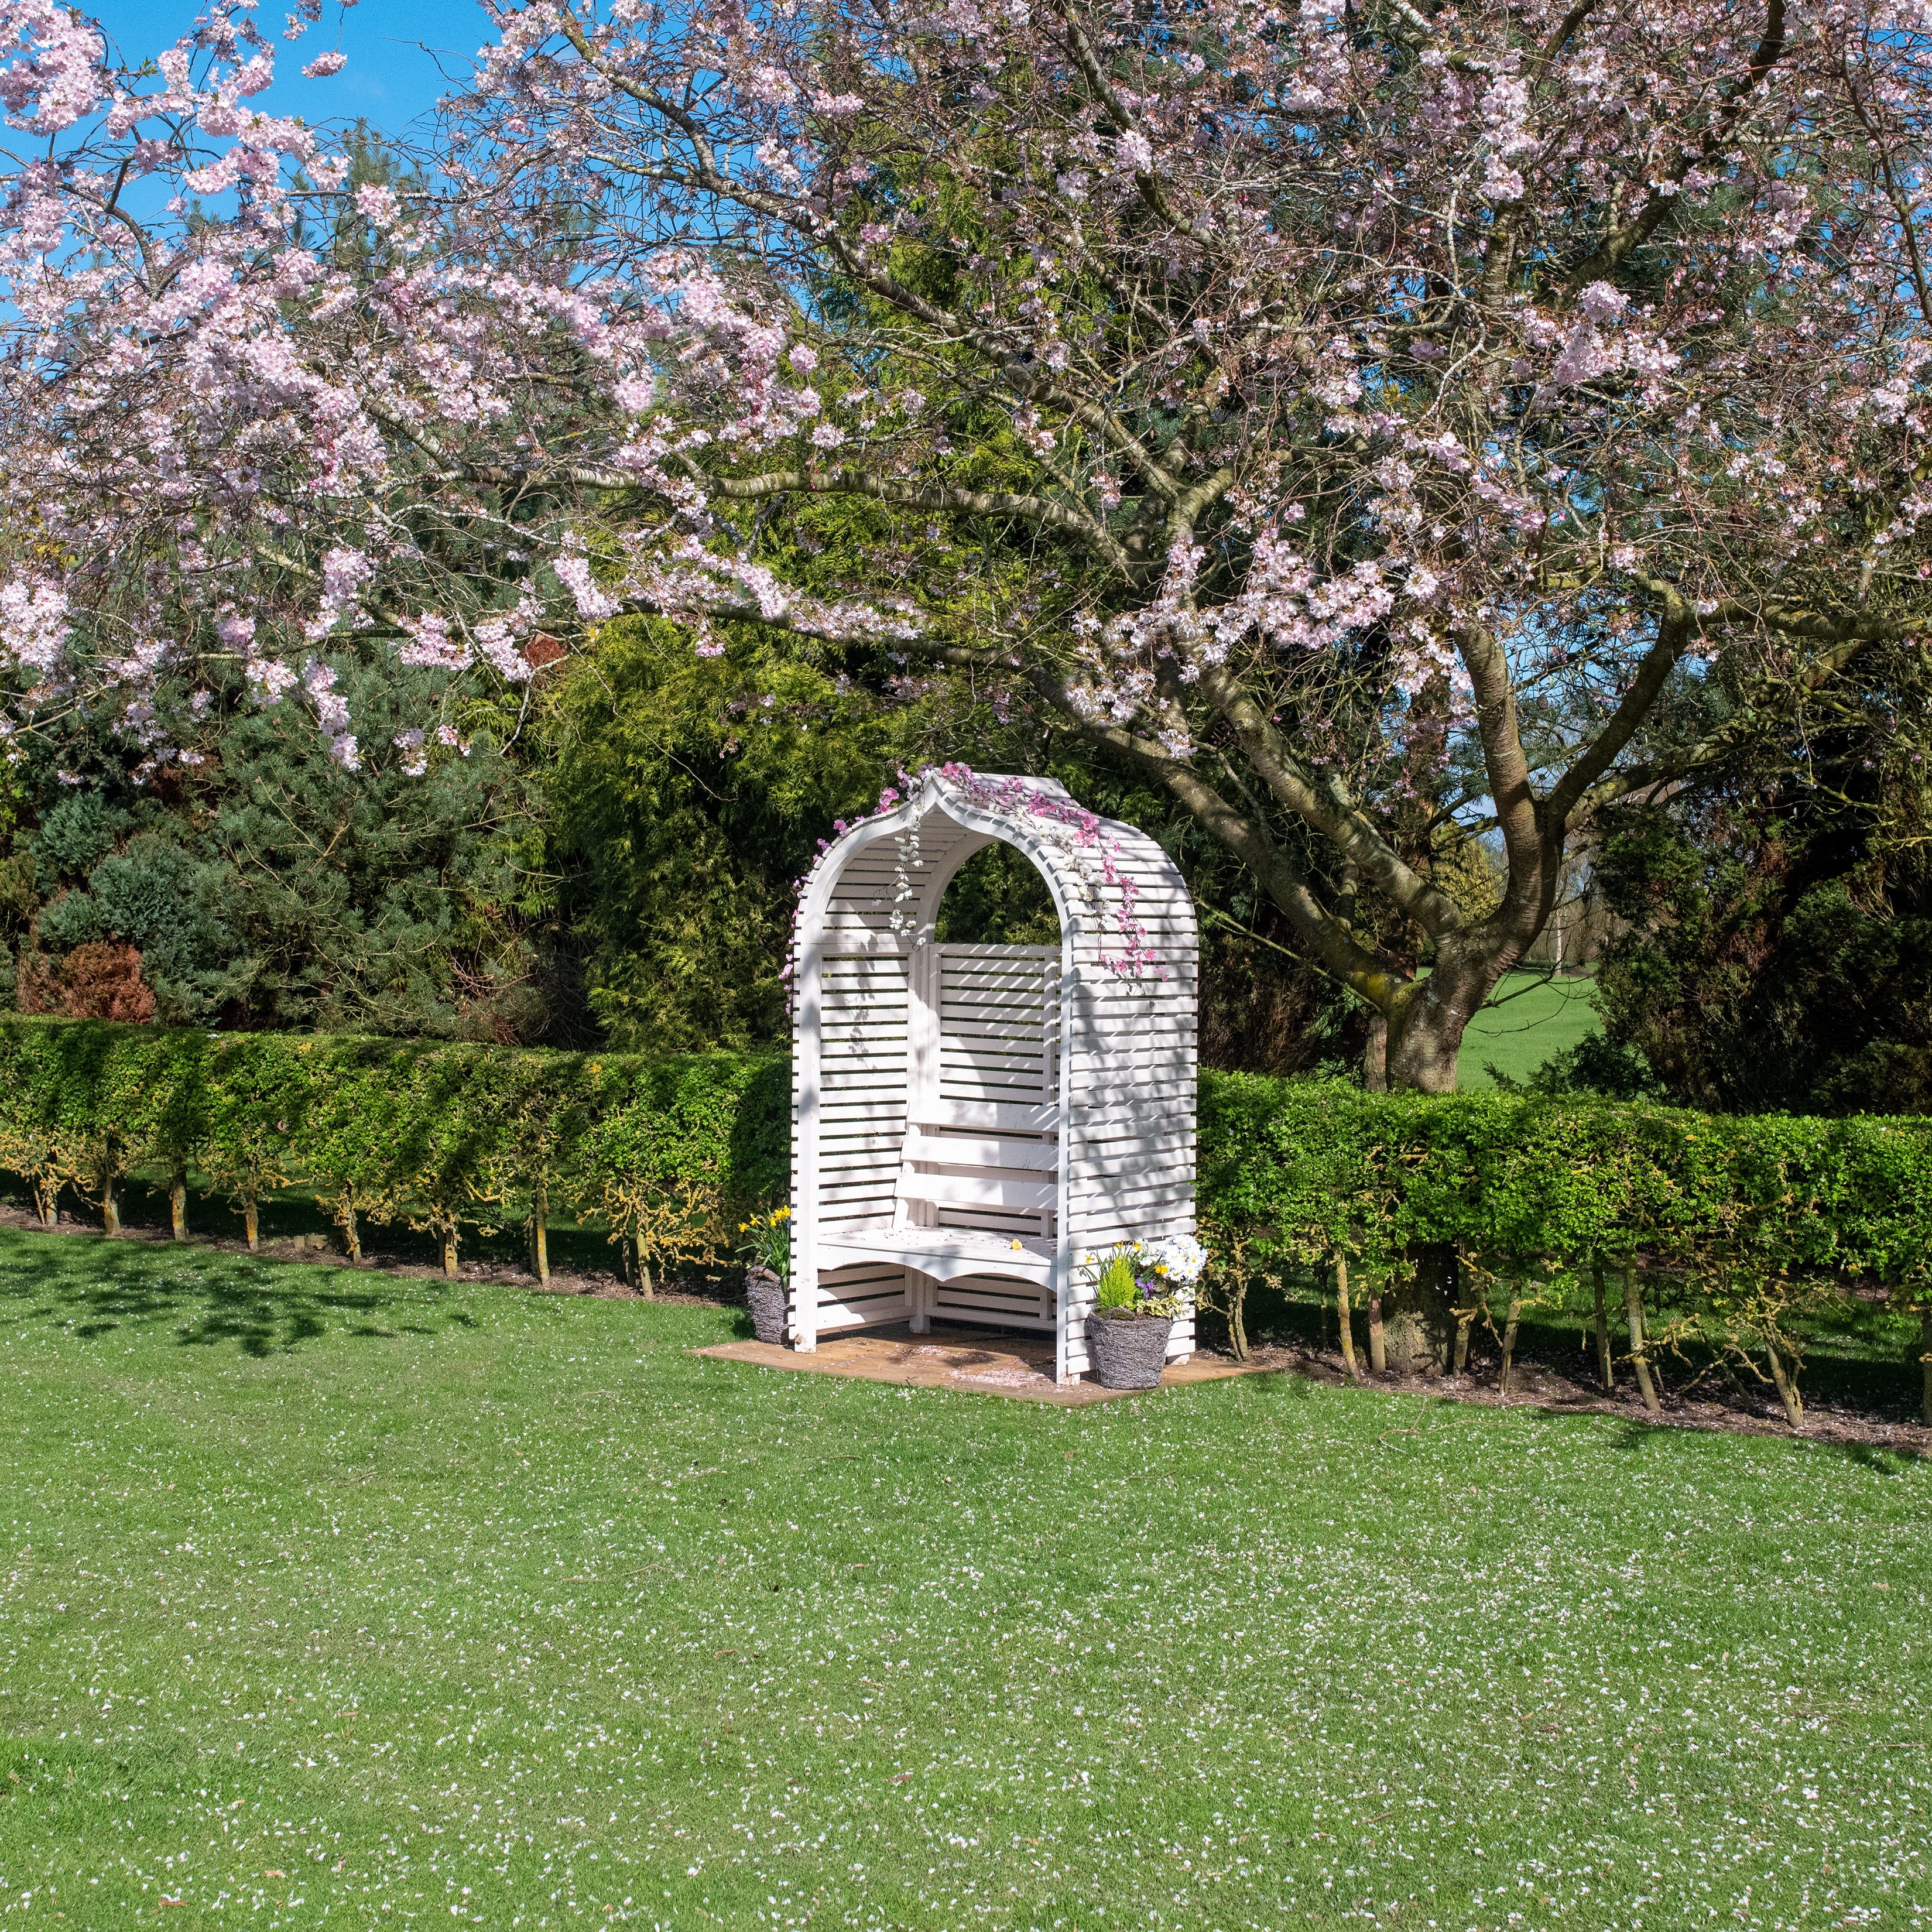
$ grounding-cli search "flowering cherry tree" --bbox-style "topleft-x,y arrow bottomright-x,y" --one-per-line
4,0 -> 1930,1086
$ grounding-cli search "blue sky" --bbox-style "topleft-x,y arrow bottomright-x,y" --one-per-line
89,0 -> 492,140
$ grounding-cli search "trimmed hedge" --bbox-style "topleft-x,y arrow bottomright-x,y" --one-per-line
0,1018 -> 786,1289
1200,1075 -> 1932,1280
1200,1077 -> 1932,1425
0,1019 -> 1925,1422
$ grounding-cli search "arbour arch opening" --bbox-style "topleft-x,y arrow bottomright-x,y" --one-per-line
789,769 -> 1198,1384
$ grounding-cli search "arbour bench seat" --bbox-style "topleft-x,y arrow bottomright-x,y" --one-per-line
789,768 -> 1197,1381
814,1222 -> 1055,1284
817,1108 -> 1059,1290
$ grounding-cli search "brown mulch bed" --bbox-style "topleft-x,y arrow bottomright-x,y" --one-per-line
1197,1334 -> 1931,1455
9,1201 -> 1923,1453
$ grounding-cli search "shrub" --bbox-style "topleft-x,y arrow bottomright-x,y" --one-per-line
0,1020 -> 1922,1425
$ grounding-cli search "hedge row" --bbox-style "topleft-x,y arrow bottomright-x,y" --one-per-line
1201,1076 -> 1932,1426
1,1020 -> 1926,1424
1201,1074 -> 1932,1279
0,1017 -> 787,1286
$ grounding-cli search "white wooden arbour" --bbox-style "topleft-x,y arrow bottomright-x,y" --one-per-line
789,769 -> 1198,1384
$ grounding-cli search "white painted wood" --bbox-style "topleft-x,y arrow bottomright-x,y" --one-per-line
792,769 -> 1197,1385
903,1168 -> 1056,1214
903,1133 -> 1056,1171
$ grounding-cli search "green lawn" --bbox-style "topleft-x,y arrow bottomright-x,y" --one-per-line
2,1231 -> 1927,1931
1458,971 -> 1604,1091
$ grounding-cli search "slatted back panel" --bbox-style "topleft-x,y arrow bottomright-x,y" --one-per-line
816,1259 -> 910,1333
936,943 -> 1059,1112
907,942 -> 1061,1250
930,1271 -> 1053,1330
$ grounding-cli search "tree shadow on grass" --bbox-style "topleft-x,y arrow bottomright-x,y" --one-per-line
0,1227 -> 472,1359
1588,1409 -> 1926,1473
1238,1368 -> 1315,1399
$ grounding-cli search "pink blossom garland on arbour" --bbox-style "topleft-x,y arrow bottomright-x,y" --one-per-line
811,766 -> 1162,980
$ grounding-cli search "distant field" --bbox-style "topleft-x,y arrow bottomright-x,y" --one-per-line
1457,968 -> 1604,1091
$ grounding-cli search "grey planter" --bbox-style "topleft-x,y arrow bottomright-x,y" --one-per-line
745,1266 -> 789,1345
1088,1311 -> 1173,1389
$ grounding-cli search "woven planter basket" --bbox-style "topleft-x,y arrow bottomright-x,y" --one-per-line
1088,1311 -> 1173,1389
745,1266 -> 789,1345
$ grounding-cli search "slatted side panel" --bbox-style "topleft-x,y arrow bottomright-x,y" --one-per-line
930,1271 -> 1054,1330
929,943 -> 1059,1242
1058,816 -> 1198,1371
820,845 -> 903,939
817,952 -> 910,1232
813,1259 -> 911,1332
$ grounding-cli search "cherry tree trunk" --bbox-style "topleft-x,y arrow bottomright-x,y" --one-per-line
1363,1015 -> 1388,1092
1379,1244 -> 1458,1374
1385,945 -> 1508,1095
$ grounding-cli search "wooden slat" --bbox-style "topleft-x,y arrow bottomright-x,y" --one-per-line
907,1134 -> 1057,1171
1066,1128 -> 1193,1156
932,1282 -> 1053,1328
940,1055 -> 1044,1082
937,1015 -> 1049,1040
902,1169 -> 1056,1212
821,1135 -> 908,1161
938,943 -> 1059,959
916,1100 -> 1057,1133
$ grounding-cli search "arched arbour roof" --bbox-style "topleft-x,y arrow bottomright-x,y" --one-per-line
789,768 -> 1198,1384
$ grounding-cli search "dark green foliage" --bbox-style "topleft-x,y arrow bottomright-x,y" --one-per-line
932,842 -> 1061,946
1590,796 -> 1932,1114
87,835 -> 241,1020
30,794 -> 126,881
36,886 -> 102,952
541,616 -> 918,1051
1488,1030 -> 1662,1101
5,655 -> 543,1037
200,654 -> 540,1037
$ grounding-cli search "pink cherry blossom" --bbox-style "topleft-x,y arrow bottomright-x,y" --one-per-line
1,0 -> 1928,1081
